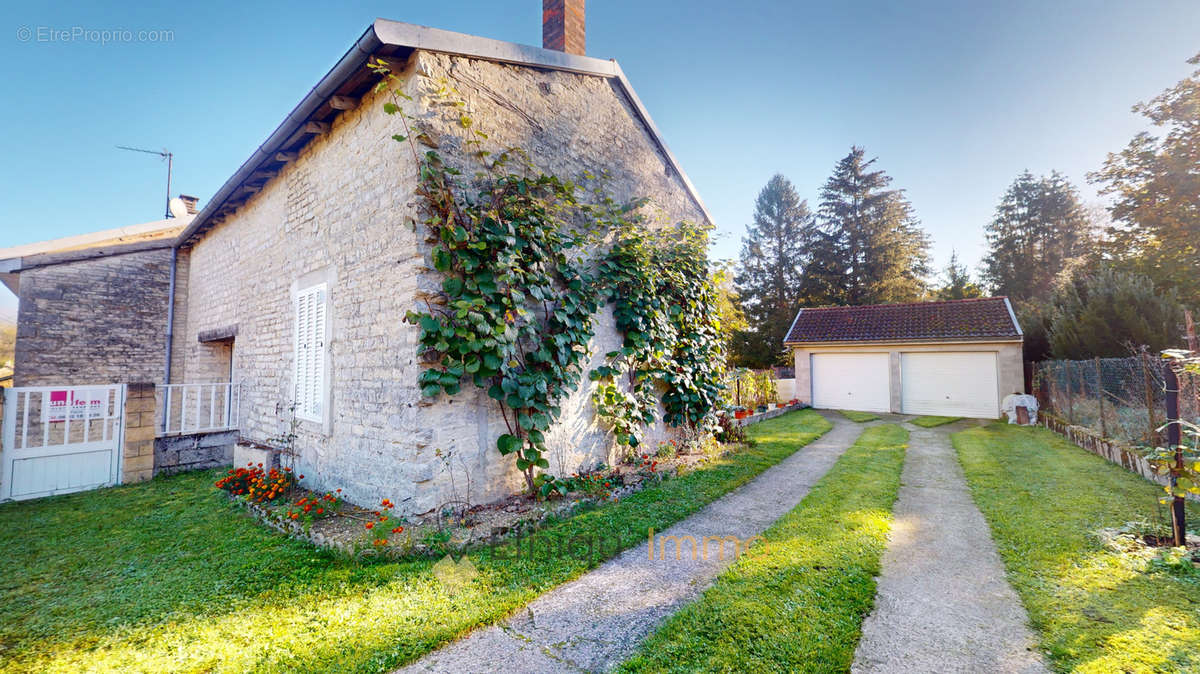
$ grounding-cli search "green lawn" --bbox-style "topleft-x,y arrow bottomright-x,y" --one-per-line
954,424 -> 1200,673
620,424 -> 908,673
839,409 -> 881,423
0,409 -> 831,673
910,415 -> 961,428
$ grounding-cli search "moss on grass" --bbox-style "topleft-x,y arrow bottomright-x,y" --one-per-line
910,415 -> 961,428
620,424 -> 908,673
839,409 -> 881,423
954,424 -> 1200,672
0,409 -> 831,673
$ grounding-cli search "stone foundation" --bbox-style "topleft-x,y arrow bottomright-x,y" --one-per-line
154,430 -> 237,475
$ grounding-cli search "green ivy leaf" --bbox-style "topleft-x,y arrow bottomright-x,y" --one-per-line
497,434 -> 521,455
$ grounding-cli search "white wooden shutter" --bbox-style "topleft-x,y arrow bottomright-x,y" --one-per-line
294,283 -> 327,422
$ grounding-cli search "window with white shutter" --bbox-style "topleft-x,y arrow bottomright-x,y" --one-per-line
294,283 -> 327,422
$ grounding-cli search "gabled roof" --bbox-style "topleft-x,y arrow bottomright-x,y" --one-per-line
178,18 -> 714,246
783,297 -> 1023,345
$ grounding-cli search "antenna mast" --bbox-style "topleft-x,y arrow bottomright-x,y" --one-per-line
116,145 -> 173,218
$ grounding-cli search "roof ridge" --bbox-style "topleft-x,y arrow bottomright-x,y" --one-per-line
801,296 -> 1006,312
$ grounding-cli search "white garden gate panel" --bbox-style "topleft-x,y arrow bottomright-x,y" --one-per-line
811,353 -> 891,413
1,385 -> 125,501
901,352 -> 999,418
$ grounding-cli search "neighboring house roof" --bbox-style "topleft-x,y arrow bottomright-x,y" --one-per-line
0,216 -> 192,294
783,297 -> 1023,345
0,216 -> 187,261
177,18 -> 714,246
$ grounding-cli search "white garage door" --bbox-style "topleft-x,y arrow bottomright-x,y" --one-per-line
812,353 -> 891,413
901,352 -> 999,418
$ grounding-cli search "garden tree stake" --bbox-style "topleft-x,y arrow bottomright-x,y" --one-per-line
1164,363 -> 1185,546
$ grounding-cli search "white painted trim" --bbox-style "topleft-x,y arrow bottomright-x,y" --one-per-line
1003,297 -> 1023,336
783,309 -> 804,346
782,338 -> 1023,348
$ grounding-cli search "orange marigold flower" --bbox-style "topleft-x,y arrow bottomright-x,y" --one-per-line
365,522 -> 375,529
391,526 -> 403,534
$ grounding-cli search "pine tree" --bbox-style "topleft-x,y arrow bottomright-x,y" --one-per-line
1090,53 -> 1200,308
934,250 -> 983,300
810,147 -> 931,305
1047,267 -> 1184,358
981,170 -> 1093,302
733,174 -> 814,367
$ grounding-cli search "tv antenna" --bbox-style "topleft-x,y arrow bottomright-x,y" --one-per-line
116,145 -> 173,218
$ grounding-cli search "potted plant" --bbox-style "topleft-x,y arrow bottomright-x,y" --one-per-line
733,406 -> 749,420
756,404 -> 768,414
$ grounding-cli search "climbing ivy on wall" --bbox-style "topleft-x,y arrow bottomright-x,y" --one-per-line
371,59 -> 725,497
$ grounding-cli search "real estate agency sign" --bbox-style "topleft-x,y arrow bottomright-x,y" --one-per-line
45,388 -> 105,422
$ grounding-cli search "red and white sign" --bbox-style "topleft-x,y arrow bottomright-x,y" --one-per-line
46,389 -> 106,423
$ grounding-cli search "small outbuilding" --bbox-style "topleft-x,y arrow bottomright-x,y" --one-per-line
783,297 -> 1024,419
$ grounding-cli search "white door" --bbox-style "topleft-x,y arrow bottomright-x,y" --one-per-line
812,353 -> 891,413
1,385 -> 126,501
901,352 -> 999,418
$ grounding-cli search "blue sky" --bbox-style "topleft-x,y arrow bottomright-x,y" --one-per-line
1,0 -> 1198,314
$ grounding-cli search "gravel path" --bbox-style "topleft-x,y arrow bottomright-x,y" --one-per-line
398,412 -> 865,673
851,421 -> 1049,674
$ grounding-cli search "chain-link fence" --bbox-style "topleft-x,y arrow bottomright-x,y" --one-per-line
1034,352 -> 1200,447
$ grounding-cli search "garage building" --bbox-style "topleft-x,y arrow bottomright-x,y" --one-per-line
784,297 -> 1024,419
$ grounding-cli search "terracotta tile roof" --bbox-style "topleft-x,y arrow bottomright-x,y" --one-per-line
784,297 -> 1022,344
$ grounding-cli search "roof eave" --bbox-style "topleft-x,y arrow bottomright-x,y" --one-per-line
178,19 -> 714,248
783,336 -> 1025,347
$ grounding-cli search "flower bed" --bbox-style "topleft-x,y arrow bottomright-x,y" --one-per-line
222,438 -> 746,557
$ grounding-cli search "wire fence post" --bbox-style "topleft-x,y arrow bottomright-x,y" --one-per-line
1094,357 -> 1106,438
1141,351 -> 1157,446
1164,361 -> 1186,547
1066,361 -> 1075,424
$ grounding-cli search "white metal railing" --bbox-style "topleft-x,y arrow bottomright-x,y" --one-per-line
157,382 -> 240,436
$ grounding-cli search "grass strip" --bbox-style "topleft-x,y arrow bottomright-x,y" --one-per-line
0,409 -> 830,674
619,423 -> 908,673
839,409 -> 881,423
954,423 -> 1200,672
910,415 -> 961,428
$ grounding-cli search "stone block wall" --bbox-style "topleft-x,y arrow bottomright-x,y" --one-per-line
175,50 -> 705,515
154,429 -> 237,475
15,249 -> 172,387
122,382 -> 157,483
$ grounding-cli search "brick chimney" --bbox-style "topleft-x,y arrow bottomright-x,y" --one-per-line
178,194 -> 199,215
543,0 -> 585,55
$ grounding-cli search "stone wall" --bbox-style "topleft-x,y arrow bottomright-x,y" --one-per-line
155,430 -> 237,475
122,382 -> 157,484
14,249 -> 171,387
175,50 -> 706,515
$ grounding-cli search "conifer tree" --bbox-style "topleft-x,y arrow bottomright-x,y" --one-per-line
982,171 -> 1092,302
810,147 -> 931,305
733,174 -> 814,367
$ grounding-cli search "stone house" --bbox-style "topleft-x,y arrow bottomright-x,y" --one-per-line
0,9 -> 714,514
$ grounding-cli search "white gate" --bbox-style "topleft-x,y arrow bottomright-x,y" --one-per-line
1,385 -> 126,501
